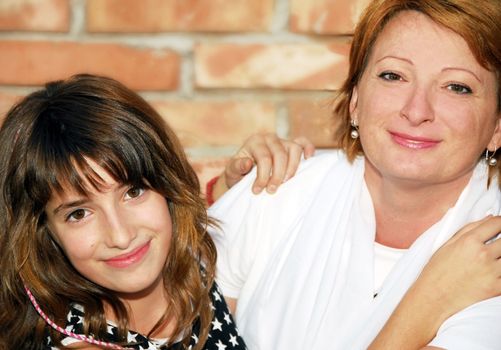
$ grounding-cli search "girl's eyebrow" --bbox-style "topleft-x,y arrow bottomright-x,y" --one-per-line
53,199 -> 89,215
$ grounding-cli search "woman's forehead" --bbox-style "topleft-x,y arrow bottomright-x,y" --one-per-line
367,11 -> 492,81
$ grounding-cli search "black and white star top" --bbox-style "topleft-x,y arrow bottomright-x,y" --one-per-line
44,283 -> 246,350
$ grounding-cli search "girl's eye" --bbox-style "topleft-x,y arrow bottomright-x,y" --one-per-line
66,209 -> 88,222
378,71 -> 402,81
446,83 -> 472,95
125,186 -> 145,200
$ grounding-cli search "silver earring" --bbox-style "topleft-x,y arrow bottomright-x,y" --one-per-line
350,119 -> 359,139
485,148 -> 498,167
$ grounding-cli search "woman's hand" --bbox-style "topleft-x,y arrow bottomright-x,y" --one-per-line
417,216 -> 501,314
370,216 -> 501,350
210,133 -> 315,202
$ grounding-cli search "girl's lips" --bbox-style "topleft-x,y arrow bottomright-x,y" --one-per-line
390,131 -> 441,149
105,241 -> 150,268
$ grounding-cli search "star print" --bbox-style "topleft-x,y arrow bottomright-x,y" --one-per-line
215,339 -> 227,350
213,290 -> 222,302
191,333 -> 199,344
223,312 -> 232,324
229,334 -> 239,347
210,302 -> 216,310
127,333 -> 139,342
212,317 -> 223,331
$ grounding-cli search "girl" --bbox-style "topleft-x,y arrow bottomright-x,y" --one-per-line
0,74 -> 246,350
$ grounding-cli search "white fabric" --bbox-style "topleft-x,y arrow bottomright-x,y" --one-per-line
373,242 -> 405,293
209,150 -> 501,350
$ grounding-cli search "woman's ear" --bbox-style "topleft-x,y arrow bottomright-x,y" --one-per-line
349,86 -> 359,123
487,115 -> 501,151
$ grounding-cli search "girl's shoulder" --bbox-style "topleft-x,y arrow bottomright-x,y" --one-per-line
45,282 -> 246,350
202,282 -> 246,350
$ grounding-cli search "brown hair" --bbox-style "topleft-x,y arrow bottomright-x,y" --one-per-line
334,0 -> 501,165
0,74 -> 216,349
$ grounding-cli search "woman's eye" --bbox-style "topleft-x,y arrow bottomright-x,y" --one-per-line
125,186 -> 145,200
66,209 -> 88,222
378,71 -> 402,81
446,83 -> 472,95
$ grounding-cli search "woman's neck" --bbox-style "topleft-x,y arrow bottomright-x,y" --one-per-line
364,163 -> 472,249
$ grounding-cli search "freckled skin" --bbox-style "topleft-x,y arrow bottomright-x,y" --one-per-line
350,11 -> 501,189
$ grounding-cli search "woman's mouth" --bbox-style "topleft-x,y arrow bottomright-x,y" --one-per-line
105,241 -> 151,268
390,131 -> 441,149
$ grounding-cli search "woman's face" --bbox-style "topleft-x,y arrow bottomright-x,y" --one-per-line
351,10 -> 501,187
45,160 -> 172,298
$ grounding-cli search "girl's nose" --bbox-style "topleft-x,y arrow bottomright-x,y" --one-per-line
103,207 -> 137,249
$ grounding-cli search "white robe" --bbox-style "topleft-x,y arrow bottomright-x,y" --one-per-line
209,150 -> 501,350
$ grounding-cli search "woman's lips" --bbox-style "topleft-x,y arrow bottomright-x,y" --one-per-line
390,131 -> 441,149
105,241 -> 150,268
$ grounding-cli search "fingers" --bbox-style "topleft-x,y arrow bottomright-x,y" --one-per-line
284,143 -> 303,182
252,135 -> 288,194
224,157 -> 254,188
293,136 -> 316,159
223,133 -> 316,194
467,216 -> 501,244
445,216 -> 493,246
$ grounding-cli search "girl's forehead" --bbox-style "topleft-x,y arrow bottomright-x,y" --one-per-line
48,159 -> 118,202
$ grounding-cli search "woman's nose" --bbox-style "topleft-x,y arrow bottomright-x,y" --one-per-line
400,85 -> 435,125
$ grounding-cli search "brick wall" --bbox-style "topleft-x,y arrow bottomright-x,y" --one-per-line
0,0 -> 371,191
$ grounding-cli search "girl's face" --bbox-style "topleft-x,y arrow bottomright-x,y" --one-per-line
351,10 -> 501,187
45,160 -> 172,297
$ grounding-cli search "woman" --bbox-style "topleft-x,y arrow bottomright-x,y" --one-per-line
0,74 -> 246,350
208,0 -> 501,349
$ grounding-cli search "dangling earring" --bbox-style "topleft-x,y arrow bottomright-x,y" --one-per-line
350,119 -> 359,139
485,147 -> 498,167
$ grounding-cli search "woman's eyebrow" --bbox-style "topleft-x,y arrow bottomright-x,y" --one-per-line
442,67 -> 481,83
375,55 -> 413,65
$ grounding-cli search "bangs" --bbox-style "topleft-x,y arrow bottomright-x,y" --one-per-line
22,102 -> 159,208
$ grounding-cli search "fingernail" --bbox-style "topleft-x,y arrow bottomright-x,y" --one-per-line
267,185 -> 277,193
252,186 -> 263,194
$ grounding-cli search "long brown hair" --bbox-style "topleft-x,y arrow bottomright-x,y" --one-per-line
334,0 -> 501,169
0,74 -> 217,349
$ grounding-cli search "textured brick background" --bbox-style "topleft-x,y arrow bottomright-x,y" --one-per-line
0,0 -> 371,192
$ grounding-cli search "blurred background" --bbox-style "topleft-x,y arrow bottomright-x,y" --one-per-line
0,0 -> 371,191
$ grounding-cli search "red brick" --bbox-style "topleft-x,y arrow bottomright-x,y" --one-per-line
0,0 -> 69,32
0,41 -> 180,91
189,157 -> 228,195
151,100 -> 277,147
87,0 -> 273,32
288,98 -> 341,148
290,0 -> 372,35
194,42 -> 350,90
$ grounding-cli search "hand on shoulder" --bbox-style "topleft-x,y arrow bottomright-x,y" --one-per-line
210,133 -> 315,202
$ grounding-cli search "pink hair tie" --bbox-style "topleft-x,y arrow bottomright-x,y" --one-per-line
23,284 -> 130,349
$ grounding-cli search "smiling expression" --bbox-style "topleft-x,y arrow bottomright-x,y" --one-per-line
350,11 -> 501,187
45,160 -> 172,296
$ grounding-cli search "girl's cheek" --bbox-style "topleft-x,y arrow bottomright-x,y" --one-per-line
57,228 -> 100,260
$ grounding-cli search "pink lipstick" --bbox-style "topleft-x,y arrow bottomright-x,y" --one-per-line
105,241 -> 150,268
390,131 -> 440,149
